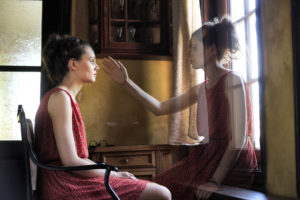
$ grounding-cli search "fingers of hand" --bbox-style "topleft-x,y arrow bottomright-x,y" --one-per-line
196,190 -> 211,200
103,57 -> 120,70
108,57 -> 121,67
127,172 -> 136,179
195,184 -> 215,200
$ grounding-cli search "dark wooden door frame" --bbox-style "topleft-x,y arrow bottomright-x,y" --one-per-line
291,0 -> 300,197
41,0 -> 72,97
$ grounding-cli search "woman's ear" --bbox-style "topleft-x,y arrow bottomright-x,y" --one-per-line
68,58 -> 77,71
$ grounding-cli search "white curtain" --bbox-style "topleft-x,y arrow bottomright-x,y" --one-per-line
169,0 -> 203,145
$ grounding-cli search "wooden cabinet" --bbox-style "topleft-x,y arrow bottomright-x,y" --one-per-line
88,0 -> 172,58
89,145 -> 187,180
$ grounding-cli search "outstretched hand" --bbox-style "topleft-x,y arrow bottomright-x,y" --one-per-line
195,182 -> 218,200
102,56 -> 129,85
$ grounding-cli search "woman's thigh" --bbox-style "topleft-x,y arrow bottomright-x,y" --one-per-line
137,182 -> 171,200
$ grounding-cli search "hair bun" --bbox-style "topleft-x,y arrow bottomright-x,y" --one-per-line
42,34 -> 90,85
220,16 -> 234,32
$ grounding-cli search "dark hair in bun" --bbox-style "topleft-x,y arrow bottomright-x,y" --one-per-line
192,16 -> 240,61
42,34 -> 91,85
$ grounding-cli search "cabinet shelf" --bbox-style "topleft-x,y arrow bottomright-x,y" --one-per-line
110,19 -> 126,22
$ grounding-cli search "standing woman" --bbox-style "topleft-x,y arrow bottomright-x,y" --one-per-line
34,34 -> 171,200
102,16 -> 258,200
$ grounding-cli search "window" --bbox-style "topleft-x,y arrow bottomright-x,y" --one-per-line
0,0 -> 42,140
228,0 -> 261,149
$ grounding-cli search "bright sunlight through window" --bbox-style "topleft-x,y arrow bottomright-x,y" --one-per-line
0,0 -> 42,140
229,0 -> 260,149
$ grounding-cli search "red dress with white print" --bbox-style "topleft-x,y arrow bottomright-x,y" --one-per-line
153,72 -> 258,200
35,88 -> 147,200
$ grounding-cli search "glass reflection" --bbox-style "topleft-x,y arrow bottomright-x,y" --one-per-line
102,15 -> 259,199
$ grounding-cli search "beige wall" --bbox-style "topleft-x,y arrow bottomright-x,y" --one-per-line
261,0 -> 297,197
72,1 -> 173,146
77,59 -> 173,146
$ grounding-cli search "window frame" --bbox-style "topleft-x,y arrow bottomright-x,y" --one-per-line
226,0 -> 266,191
0,66 -> 41,72
227,0 -> 260,149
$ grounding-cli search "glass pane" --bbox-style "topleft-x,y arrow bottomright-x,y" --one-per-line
0,72 -> 41,140
0,0 -> 42,66
146,0 -> 160,21
128,0 -> 160,21
230,0 -> 245,21
111,22 -> 126,42
232,21 -> 247,80
128,23 -> 140,42
248,14 -> 259,80
128,0 -> 143,19
250,82 -> 260,149
247,0 -> 256,12
111,0 -> 125,19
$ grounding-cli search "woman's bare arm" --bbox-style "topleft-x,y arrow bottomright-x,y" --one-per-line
102,56 -> 200,115
48,91 -> 134,179
210,73 -> 247,184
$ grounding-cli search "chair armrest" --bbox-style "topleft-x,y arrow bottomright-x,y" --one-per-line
29,151 -> 119,200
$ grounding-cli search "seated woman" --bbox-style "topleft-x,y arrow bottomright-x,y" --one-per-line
34,34 -> 171,200
102,16 -> 258,200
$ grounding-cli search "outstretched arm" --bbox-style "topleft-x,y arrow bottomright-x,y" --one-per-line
102,56 -> 199,115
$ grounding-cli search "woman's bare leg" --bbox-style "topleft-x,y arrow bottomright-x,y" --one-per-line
137,182 -> 171,200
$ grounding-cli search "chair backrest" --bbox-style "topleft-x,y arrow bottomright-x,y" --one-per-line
18,105 -> 120,200
17,105 -> 34,200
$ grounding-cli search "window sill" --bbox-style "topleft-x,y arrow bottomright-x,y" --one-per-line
211,185 -> 296,200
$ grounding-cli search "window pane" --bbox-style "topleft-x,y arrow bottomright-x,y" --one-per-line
247,0 -> 256,12
248,14 -> 259,80
0,72 -> 41,140
0,0 -> 42,66
232,21 -> 247,80
250,82 -> 260,149
230,0 -> 245,21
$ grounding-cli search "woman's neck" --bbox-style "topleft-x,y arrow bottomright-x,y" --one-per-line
57,77 -> 83,101
205,62 -> 223,80
205,61 -> 228,89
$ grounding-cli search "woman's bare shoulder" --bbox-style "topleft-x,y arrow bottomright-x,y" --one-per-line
48,90 -> 71,114
225,71 -> 245,89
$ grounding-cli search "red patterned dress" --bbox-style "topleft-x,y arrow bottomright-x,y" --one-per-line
153,72 -> 258,200
35,88 -> 148,200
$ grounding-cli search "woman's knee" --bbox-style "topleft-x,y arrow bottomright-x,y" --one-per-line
138,182 -> 171,200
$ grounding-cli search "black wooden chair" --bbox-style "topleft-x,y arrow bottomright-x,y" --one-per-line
17,105 -> 120,200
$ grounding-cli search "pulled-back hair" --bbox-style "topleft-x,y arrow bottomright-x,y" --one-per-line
192,16 -> 240,61
42,34 -> 91,85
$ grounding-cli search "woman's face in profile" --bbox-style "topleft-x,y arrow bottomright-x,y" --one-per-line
74,46 -> 99,83
190,36 -> 205,69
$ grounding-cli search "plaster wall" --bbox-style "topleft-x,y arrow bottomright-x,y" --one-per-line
77,59 -> 173,146
261,0 -> 297,197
